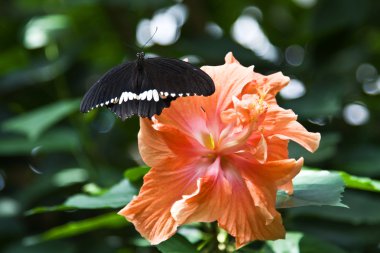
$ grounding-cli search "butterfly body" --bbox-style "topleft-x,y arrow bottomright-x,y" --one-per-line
80,53 -> 215,120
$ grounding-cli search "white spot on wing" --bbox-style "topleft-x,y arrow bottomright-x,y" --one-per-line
140,91 -> 147,100
164,92 -> 169,96
152,89 -> 159,102
128,92 -> 134,100
119,92 -> 127,104
170,93 -> 176,97
147,90 -> 153,101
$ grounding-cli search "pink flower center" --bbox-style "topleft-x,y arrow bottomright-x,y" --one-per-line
201,94 -> 268,162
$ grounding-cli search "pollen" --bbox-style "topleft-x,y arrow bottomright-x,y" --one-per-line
202,132 -> 215,150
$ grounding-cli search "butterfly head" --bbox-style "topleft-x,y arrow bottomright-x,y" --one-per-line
136,52 -> 145,60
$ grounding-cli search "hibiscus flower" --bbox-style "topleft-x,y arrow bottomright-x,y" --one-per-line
119,52 -> 321,248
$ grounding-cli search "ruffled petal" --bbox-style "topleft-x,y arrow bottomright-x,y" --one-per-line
277,181 -> 294,194
242,72 -> 290,104
155,53 -> 255,140
171,157 -> 231,224
201,53 -> 255,116
266,136 -> 289,161
263,106 -> 321,153
139,117 -> 209,167
217,161 -> 285,249
138,118 -> 173,167
154,97 -> 211,146
233,154 -> 303,187
151,117 -> 209,157
118,158 -> 207,245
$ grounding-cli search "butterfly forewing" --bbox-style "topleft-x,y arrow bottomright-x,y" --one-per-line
144,57 -> 215,97
80,55 -> 215,119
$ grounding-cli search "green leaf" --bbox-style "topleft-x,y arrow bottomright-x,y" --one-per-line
288,191 -> 380,224
298,234 -> 348,253
23,213 -> 126,245
25,205 -> 73,215
124,166 -> 150,181
26,179 -> 137,215
0,128 -> 80,156
1,99 -> 80,140
64,179 -> 136,209
337,171 -> 380,192
52,168 -> 89,187
156,234 -> 197,253
276,169 -> 346,208
266,232 -> 303,253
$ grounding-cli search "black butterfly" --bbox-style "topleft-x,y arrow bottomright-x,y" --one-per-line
80,52 -> 215,120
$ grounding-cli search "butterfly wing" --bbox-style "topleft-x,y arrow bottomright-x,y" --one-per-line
132,57 -> 215,118
143,57 -> 215,97
80,56 -> 215,120
79,61 -> 137,114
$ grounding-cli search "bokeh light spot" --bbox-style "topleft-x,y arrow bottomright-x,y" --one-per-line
231,15 -> 278,62
150,12 -> 179,45
363,76 -> 380,95
136,19 -> 154,48
136,4 -> 188,47
0,198 -> 20,217
280,79 -> 306,99
285,45 -> 304,66
343,103 -> 370,126
356,63 -> 377,83
205,22 -> 224,39
23,15 -> 70,49
166,3 -> 188,26
91,110 -> 115,134
292,0 -> 317,8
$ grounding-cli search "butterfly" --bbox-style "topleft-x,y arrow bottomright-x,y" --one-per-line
80,52 -> 215,120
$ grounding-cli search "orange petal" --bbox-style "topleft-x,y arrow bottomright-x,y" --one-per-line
154,52 -> 257,144
242,72 -> 290,104
277,181 -> 294,195
233,154 -> 303,187
263,106 -> 321,153
217,162 -> 285,249
139,116 -> 209,167
201,53 -> 255,115
138,118 -> 173,167
252,158 -> 303,188
171,157 -> 231,224
151,117 -> 209,157
266,136 -> 289,161
118,158 -> 207,245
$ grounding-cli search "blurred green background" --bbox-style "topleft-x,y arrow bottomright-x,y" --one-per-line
1,0 -> 380,252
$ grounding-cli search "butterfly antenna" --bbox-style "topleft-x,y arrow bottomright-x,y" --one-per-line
141,27 -> 158,51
